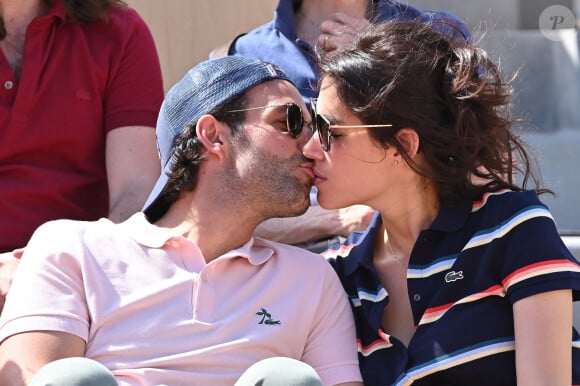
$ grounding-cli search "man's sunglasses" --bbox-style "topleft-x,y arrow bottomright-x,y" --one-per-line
227,103 -> 304,138
310,99 -> 393,152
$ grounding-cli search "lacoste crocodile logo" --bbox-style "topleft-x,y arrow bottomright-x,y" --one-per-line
445,270 -> 464,283
256,308 -> 281,325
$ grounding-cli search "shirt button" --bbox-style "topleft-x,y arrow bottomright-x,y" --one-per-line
413,293 -> 421,302
4,80 -> 14,90
201,274 -> 208,283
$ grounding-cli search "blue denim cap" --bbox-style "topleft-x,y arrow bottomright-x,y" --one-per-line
143,56 -> 291,218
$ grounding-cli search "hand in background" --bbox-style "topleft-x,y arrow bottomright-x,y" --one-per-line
318,13 -> 371,54
255,205 -> 375,245
336,205 -> 375,237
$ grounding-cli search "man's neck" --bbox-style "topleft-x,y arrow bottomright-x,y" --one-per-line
154,192 -> 261,264
0,0 -> 48,78
0,0 -> 48,34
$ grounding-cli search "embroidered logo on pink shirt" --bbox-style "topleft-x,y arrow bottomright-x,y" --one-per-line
256,308 -> 281,325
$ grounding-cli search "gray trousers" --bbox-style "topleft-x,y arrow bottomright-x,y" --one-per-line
29,356 -> 324,386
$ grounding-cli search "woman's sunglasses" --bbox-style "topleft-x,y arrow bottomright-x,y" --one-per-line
227,103 -> 304,138
310,99 -> 393,152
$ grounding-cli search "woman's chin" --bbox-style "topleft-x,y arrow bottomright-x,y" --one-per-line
317,197 -> 347,211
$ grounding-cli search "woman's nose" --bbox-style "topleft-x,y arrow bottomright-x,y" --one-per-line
302,128 -> 323,159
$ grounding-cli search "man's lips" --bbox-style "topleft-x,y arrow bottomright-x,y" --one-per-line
299,163 -> 315,181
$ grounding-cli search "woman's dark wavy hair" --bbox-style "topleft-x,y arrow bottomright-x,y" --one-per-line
317,19 -> 549,205
1,0 -> 126,39
145,94 -> 248,222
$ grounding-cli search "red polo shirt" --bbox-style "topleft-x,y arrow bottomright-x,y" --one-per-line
0,1 -> 164,252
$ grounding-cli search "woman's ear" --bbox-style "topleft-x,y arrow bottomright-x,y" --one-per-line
394,128 -> 420,159
196,114 -> 228,160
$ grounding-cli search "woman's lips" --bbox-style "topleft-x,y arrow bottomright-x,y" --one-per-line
312,168 -> 326,185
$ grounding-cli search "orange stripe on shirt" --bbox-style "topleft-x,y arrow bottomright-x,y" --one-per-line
503,259 -> 580,290
419,285 -> 505,326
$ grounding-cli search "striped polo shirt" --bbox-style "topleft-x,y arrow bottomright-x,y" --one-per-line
325,189 -> 580,385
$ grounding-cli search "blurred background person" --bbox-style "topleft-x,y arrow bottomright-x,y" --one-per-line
0,0 -> 164,309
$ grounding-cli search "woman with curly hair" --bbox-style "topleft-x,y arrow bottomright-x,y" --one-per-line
304,19 -> 580,385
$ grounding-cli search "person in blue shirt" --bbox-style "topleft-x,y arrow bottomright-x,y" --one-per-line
225,0 -> 470,107
303,19 -> 580,386
217,0 -> 471,251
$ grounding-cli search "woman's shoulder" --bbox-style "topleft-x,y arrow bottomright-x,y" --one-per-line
472,189 -> 546,217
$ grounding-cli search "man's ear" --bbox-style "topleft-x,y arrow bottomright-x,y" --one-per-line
196,114 -> 228,160
393,128 -> 420,159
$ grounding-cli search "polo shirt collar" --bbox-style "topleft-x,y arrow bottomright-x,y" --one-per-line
118,213 -> 274,265
119,212 -> 175,248
218,238 -> 274,265
429,197 -> 473,232
47,0 -> 67,21
274,0 -> 298,40
344,196 -> 473,275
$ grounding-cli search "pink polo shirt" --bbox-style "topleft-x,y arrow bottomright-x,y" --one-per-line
0,214 -> 362,385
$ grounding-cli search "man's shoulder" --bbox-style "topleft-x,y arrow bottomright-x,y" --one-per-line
230,21 -> 285,57
34,216 -> 113,232
100,5 -> 148,28
29,217 -> 118,244
65,5 -> 151,43
19,218 -> 120,265
474,189 -> 546,217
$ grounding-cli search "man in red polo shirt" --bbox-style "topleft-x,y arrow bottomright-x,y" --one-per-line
0,0 -> 164,309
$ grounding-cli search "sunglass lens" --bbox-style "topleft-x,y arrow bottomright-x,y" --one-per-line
310,103 -> 317,130
286,104 -> 303,138
315,114 -> 330,151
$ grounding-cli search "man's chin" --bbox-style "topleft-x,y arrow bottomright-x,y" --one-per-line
295,200 -> 311,216
277,194 -> 310,218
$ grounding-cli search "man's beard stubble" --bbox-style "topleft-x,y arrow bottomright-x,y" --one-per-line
220,138 -> 312,220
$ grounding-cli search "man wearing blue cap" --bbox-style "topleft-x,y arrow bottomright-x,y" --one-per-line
0,56 -> 363,386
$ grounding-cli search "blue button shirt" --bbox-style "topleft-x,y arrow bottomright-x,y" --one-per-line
325,190 -> 580,385
229,0 -> 471,106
